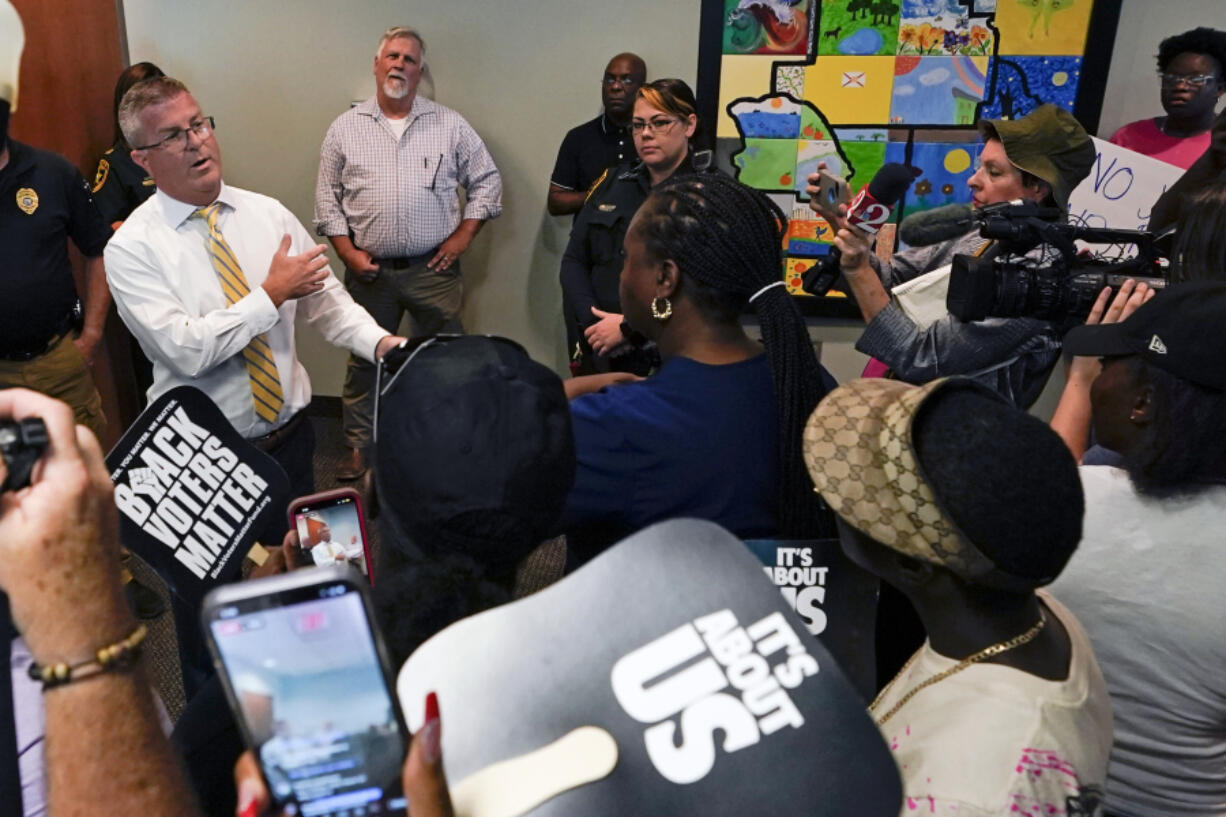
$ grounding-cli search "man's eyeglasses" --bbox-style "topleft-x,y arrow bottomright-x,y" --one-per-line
373,334 -> 528,444
603,75 -> 641,88
134,117 -> 215,152
1158,72 -> 1218,89
631,117 -> 680,135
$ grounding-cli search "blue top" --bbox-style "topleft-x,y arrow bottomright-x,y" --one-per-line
562,353 -> 832,564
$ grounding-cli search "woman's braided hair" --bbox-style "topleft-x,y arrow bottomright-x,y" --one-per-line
635,172 -> 835,537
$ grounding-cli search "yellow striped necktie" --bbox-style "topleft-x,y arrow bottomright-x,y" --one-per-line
194,203 -> 285,424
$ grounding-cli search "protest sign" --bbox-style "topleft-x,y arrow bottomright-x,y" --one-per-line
1067,137 -> 1183,258
399,519 -> 900,817
743,539 -> 879,700
106,387 -> 291,609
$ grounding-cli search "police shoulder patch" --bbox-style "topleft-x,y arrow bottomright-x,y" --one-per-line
584,168 -> 610,205
92,159 -> 110,193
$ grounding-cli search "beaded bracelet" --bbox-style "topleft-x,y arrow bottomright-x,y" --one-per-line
27,624 -> 148,690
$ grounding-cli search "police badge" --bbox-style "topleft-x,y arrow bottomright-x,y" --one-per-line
15,187 -> 37,214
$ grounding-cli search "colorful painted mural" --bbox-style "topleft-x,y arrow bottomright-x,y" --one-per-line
712,0 -> 1106,294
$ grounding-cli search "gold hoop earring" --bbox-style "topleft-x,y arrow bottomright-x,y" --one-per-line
651,296 -> 673,322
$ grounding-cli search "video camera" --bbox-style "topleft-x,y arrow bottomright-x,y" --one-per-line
947,201 -> 1169,325
0,418 -> 47,492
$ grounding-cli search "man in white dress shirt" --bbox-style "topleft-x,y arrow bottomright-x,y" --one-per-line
105,77 -> 404,500
106,77 -> 405,697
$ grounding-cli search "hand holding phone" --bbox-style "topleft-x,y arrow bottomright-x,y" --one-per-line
807,169 -> 851,225
288,488 -> 374,582
204,566 -> 408,817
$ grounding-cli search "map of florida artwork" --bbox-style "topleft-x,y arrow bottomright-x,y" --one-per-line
715,0 -> 1099,293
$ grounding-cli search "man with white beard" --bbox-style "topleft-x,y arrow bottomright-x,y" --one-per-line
314,26 -> 502,480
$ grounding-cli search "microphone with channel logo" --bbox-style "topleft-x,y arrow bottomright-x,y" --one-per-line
802,163 -> 920,297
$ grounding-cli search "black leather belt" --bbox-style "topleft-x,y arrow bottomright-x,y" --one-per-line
0,311 -> 76,361
249,409 -> 306,453
377,249 -> 439,270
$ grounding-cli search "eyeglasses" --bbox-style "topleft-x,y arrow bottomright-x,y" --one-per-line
603,75 -> 641,88
373,334 -> 528,444
1158,72 -> 1218,88
134,116 -> 215,152
631,117 -> 680,135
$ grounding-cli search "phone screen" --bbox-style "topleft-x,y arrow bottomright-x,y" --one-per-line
292,494 -> 370,578
208,582 -> 406,816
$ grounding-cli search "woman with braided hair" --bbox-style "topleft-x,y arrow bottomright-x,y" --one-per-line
560,172 -> 837,568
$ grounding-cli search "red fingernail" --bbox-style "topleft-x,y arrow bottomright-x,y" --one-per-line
421,716 -> 442,765
425,691 -> 439,723
422,691 -> 442,765
237,774 -> 265,817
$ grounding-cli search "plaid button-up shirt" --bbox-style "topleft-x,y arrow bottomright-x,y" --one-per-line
314,96 -> 502,258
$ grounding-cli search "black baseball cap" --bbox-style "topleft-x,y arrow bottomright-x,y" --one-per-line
1063,281 -> 1226,390
374,335 -> 576,570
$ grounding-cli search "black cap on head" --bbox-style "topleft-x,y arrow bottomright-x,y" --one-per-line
912,382 -> 1084,587
1064,281 -> 1226,391
375,336 -> 576,572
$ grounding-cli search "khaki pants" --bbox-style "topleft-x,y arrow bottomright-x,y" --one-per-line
0,333 -> 107,442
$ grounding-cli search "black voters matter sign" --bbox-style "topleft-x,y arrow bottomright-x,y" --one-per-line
398,519 -> 901,817
105,387 -> 291,609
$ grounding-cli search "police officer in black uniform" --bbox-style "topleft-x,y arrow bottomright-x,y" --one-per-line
1,79 -> 165,622
559,79 -> 709,376
93,63 -> 164,227
92,62 -> 165,401
0,118 -> 110,440
93,131 -> 158,226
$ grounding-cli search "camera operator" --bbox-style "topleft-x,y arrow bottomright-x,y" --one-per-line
814,105 -> 1095,409
0,388 -> 202,816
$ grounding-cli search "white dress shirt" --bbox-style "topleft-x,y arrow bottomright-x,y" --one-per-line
105,183 -> 388,438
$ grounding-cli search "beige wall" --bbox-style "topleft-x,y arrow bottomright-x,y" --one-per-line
121,0 -> 700,393
121,0 -> 1208,411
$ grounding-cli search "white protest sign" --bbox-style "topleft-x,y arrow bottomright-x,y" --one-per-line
1067,137 -> 1183,258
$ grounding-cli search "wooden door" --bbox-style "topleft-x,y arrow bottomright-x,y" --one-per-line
8,0 -> 137,447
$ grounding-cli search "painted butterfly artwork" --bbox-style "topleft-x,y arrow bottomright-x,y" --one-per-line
1016,0 -> 1076,38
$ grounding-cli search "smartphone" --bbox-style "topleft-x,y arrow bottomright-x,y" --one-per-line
288,488 -> 374,583
810,170 -> 850,224
202,565 -> 408,816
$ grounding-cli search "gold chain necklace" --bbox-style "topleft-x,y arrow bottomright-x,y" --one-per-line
870,613 -> 1046,726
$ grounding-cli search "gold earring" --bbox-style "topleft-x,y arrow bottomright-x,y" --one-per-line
651,296 -> 672,321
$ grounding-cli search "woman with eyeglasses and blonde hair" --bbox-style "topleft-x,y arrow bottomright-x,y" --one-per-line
559,78 -> 709,376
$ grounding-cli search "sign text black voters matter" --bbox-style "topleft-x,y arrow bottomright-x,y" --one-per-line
106,387 -> 291,609
398,519 -> 902,817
